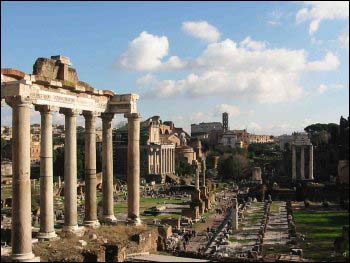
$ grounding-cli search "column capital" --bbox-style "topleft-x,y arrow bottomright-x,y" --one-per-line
5,95 -> 32,108
100,112 -> 114,122
82,110 -> 100,119
35,105 -> 59,113
125,112 -> 141,120
59,108 -> 82,117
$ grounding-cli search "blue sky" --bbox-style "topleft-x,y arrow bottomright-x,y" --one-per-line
1,1 -> 349,135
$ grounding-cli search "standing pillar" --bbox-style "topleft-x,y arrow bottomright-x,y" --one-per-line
166,148 -> 168,174
171,148 -> 174,173
232,198 -> 238,230
7,97 -> 39,262
126,113 -> 142,225
292,145 -> 296,181
300,146 -> 305,180
202,157 -> 206,187
195,161 -> 200,190
162,149 -> 164,175
101,113 -> 116,223
83,111 -> 100,227
60,108 -> 81,232
309,145 -> 314,180
36,105 -> 58,240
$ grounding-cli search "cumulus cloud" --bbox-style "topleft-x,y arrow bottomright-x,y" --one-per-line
318,83 -> 328,94
214,104 -> 240,118
296,1 -> 349,35
339,29 -> 349,50
135,36 -> 339,103
240,36 -> 267,51
306,52 -> 340,71
182,21 -> 220,43
117,31 -> 169,71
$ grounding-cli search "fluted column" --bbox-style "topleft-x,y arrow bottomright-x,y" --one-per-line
7,96 -> 38,262
309,145 -> 314,180
300,146 -> 305,180
36,105 -> 58,240
126,113 -> 141,225
83,111 -> 100,227
292,145 -> 296,181
101,113 -> 116,223
60,108 -> 81,232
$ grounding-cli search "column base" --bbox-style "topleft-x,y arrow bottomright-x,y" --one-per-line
101,215 -> 117,224
62,225 -> 84,236
127,217 -> 142,226
83,220 -> 100,228
11,252 -> 40,262
37,231 -> 59,241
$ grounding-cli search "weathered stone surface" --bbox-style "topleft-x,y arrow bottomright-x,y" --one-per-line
1,68 -> 26,80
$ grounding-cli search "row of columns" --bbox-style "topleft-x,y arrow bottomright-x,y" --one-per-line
6,96 -> 141,261
292,144 -> 314,181
160,147 -> 175,175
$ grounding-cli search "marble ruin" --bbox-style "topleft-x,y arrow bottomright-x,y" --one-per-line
291,132 -> 314,181
1,55 -> 142,261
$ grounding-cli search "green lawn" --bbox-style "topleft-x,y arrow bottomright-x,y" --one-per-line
293,208 -> 349,261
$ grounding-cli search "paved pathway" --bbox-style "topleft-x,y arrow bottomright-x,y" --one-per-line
263,201 -> 290,245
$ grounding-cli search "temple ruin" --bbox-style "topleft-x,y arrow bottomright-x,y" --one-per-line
1,55 -> 142,262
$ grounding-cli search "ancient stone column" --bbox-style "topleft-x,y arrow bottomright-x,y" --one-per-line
83,111 -> 100,227
309,145 -> 314,180
166,148 -> 168,174
7,96 -> 38,261
292,145 -> 296,181
36,105 -> 58,240
300,146 -> 305,180
101,113 -> 116,223
60,108 -> 81,232
126,113 -> 141,225
161,149 -> 164,174
232,198 -> 238,230
202,158 -> 206,187
195,161 -> 200,190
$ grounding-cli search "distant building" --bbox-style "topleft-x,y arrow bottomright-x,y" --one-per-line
113,116 -> 176,181
233,129 -> 250,148
191,122 -> 223,146
220,130 -> 240,148
222,112 -> 229,132
277,134 -> 294,150
191,122 -> 223,135
249,134 -> 274,144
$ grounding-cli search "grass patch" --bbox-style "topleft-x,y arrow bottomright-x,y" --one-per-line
293,207 -> 349,261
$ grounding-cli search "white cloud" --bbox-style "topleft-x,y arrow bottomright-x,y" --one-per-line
339,29 -> 349,50
296,2 -> 349,35
267,9 -> 284,26
135,37 -> 339,103
306,52 -> 340,71
117,31 -> 169,71
182,21 -> 220,43
240,36 -> 267,51
214,104 -> 240,118
318,83 -> 328,94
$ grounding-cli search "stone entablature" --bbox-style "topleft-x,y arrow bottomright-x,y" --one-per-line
292,132 -> 311,146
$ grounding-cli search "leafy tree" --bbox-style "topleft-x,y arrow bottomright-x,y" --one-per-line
218,154 -> 248,181
53,147 -> 64,178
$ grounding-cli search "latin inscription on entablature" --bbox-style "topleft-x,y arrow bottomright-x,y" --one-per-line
30,86 -> 108,112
